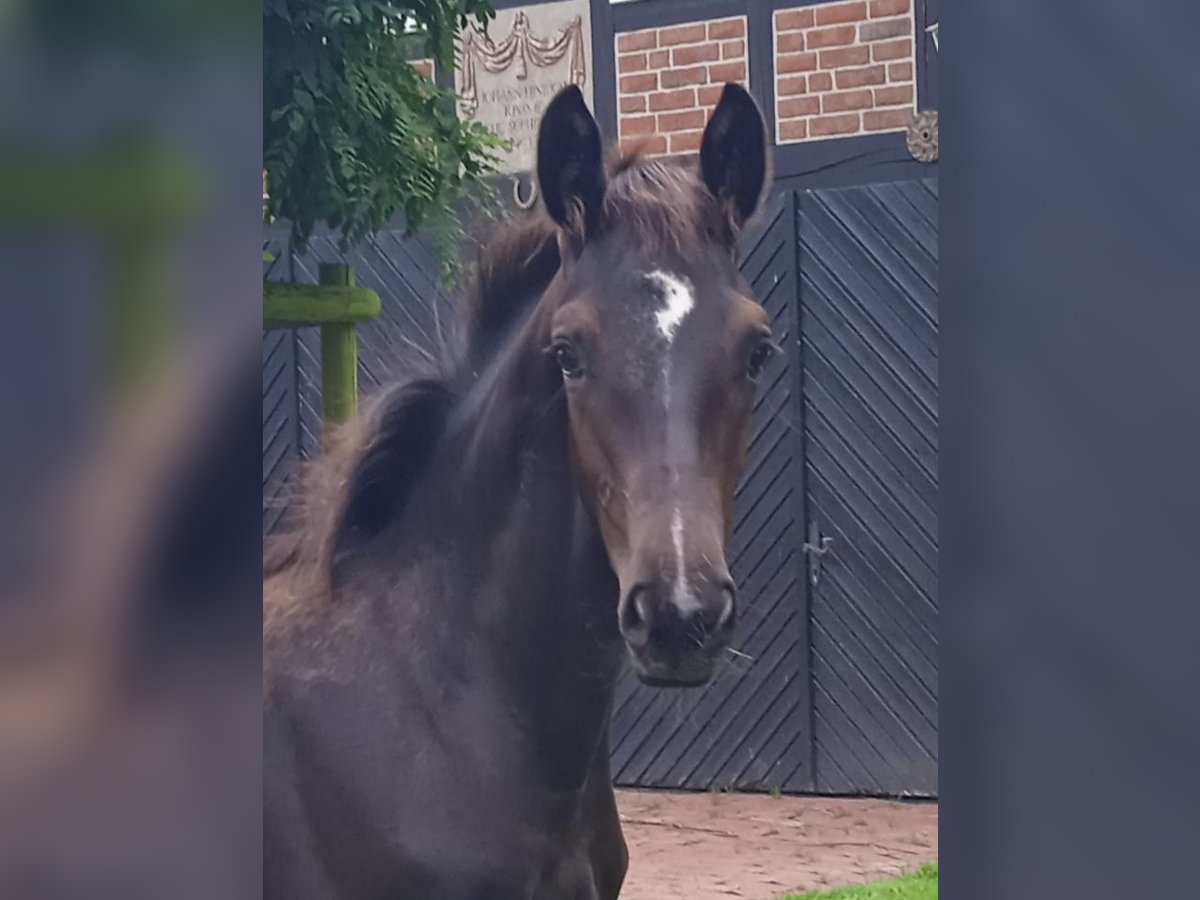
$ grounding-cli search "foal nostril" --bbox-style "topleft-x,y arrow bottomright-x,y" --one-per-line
701,587 -> 736,643
713,588 -> 736,636
620,587 -> 653,649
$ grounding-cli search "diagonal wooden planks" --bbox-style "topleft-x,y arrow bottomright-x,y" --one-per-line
799,179 -> 938,797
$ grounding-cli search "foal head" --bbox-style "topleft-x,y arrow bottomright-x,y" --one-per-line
535,84 -> 772,686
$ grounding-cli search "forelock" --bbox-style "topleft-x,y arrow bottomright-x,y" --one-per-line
601,148 -> 733,255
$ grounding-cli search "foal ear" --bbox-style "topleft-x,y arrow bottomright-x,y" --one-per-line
700,83 -> 769,230
537,85 -> 606,237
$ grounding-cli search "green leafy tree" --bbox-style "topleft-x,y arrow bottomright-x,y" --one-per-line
264,0 -> 505,273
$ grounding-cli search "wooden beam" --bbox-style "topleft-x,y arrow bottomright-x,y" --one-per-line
263,281 -> 382,326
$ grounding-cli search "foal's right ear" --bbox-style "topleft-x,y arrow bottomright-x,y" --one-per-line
537,85 -> 606,238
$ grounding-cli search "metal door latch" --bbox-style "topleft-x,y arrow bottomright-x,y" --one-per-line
803,522 -> 834,587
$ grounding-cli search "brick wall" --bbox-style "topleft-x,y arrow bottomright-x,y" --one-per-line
411,58 -> 435,78
615,17 -> 748,157
773,0 -> 915,143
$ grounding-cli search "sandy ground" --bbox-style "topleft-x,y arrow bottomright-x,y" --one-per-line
616,789 -> 937,900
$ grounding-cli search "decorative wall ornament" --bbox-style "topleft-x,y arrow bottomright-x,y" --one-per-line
458,11 -> 587,118
906,110 -> 938,163
926,22 -> 939,52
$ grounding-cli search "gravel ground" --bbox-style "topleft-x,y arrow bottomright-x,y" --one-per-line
616,789 -> 937,900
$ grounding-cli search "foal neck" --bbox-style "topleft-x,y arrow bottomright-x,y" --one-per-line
450,294 -> 624,788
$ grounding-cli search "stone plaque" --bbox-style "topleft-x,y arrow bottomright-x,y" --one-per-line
456,0 -> 593,174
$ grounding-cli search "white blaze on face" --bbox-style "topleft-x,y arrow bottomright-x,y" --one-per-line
646,270 -> 695,396
670,508 -> 699,613
649,270 -> 699,612
650,271 -> 695,343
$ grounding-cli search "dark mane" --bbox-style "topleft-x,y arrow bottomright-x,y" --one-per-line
265,149 -> 724,601
464,213 -> 561,369
602,145 -> 735,256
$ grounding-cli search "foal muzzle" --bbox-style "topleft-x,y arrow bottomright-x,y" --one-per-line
618,578 -> 736,687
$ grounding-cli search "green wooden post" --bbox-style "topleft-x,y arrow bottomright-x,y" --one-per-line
262,267 -> 379,451
318,263 -> 358,434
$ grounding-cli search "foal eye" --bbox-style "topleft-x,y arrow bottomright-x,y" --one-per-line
746,340 -> 777,382
550,341 -> 584,380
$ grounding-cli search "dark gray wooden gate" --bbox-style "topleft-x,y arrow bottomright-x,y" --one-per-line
262,177 -> 938,797
263,237 -> 305,535
798,179 -> 938,797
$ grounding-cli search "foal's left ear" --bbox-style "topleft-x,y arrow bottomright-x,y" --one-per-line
700,83 -> 769,231
537,85 -> 606,238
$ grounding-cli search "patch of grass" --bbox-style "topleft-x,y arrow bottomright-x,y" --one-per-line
779,862 -> 937,900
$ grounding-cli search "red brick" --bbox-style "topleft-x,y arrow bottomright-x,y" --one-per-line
822,89 -> 874,112
888,61 -> 914,80
776,8 -> 815,30
649,50 -> 670,68
870,0 -> 910,17
673,43 -> 720,65
819,45 -> 870,68
410,59 -> 434,77
875,84 -> 913,105
864,108 -> 911,130
777,52 -> 818,74
648,88 -> 698,112
621,135 -> 668,155
620,95 -> 647,114
658,109 -> 706,132
776,31 -> 806,53
669,131 -> 704,154
617,31 -> 656,52
806,25 -> 857,49
777,74 -> 809,96
618,52 -> 647,74
698,85 -> 725,106
810,113 -> 861,136
659,23 -> 706,46
619,73 -> 657,94
660,66 -> 708,88
872,37 -> 913,61
708,19 -> 744,40
860,17 -> 911,42
779,96 -> 820,118
809,71 -> 834,91
815,2 -> 868,26
709,61 -> 746,82
619,114 -> 657,137
778,119 -> 808,142
722,40 -> 746,59
835,64 -> 886,88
